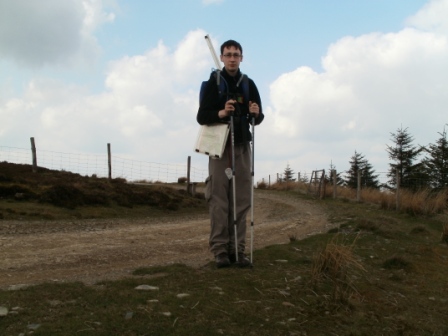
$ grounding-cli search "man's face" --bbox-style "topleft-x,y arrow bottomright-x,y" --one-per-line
220,46 -> 243,75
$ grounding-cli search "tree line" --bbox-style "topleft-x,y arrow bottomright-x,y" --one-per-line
281,126 -> 448,191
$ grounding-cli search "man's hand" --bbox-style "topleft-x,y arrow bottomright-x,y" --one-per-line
218,99 -> 236,118
249,101 -> 260,118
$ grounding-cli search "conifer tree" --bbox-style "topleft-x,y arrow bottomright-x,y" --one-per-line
298,172 -> 309,183
386,126 -> 425,189
283,164 -> 296,182
362,159 -> 381,189
344,151 -> 380,189
327,162 -> 344,186
422,128 -> 448,189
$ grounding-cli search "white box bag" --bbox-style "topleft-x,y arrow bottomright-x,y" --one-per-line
194,123 -> 229,159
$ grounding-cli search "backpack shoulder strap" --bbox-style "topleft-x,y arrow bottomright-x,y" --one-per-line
235,73 -> 250,104
199,69 -> 228,104
215,70 -> 228,99
240,74 -> 250,104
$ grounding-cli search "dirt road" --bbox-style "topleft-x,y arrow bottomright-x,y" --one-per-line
0,191 -> 332,289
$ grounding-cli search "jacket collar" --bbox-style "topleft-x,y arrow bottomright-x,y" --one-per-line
222,67 -> 241,82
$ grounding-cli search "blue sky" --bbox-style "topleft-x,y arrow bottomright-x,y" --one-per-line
1,0 -> 447,183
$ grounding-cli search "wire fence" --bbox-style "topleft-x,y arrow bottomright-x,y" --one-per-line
2,145 -> 439,189
260,170 -> 448,193
0,145 -> 208,183
258,171 -> 387,184
257,171 -> 416,189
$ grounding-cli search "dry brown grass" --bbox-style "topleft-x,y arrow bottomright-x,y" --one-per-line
262,176 -> 448,216
400,189 -> 429,215
378,190 -> 396,210
256,180 -> 268,189
360,187 -> 384,203
324,184 -> 356,200
268,180 -> 308,193
311,234 -> 365,303
398,189 -> 447,215
427,189 -> 448,213
323,183 -> 448,215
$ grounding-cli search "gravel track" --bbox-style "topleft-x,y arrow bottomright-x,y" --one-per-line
0,191 -> 332,289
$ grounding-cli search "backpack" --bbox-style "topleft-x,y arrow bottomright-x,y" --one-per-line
199,70 -> 250,105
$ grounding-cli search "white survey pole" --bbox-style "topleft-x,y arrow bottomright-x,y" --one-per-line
205,34 -> 222,70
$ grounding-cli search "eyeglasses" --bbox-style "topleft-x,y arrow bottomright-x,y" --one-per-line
222,53 -> 242,59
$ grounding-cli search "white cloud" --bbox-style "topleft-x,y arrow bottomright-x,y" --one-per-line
0,29 -> 211,164
406,0 -> 448,34
0,0 -> 115,67
261,10 -> 448,174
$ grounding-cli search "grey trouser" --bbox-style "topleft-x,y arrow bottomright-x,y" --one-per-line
205,142 -> 251,256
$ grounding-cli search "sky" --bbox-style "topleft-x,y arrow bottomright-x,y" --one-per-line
1,0 -> 448,184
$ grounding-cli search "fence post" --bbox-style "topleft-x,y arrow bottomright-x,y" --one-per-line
187,156 -> 191,193
332,169 -> 337,199
357,170 -> 361,202
320,169 -> 325,199
269,175 -> 271,187
30,137 -> 37,173
107,143 -> 112,180
308,171 -> 314,194
396,170 -> 400,211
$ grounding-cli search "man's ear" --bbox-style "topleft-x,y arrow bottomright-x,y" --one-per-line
220,54 -> 224,62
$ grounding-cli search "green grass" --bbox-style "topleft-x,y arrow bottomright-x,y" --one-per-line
2,194 -> 448,335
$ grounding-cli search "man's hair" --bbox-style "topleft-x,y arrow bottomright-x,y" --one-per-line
220,40 -> 243,55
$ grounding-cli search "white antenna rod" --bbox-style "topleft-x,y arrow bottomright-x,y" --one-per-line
205,34 -> 222,70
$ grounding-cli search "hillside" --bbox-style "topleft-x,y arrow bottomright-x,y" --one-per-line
0,161 -> 204,220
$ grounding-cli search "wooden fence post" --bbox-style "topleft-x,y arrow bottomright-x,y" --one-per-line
332,169 -> 337,199
308,171 -> 315,194
30,137 -> 37,173
320,169 -> 326,199
396,170 -> 400,211
187,156 -> 191,192
107,143 -> 112,180
357,170 -> 361,202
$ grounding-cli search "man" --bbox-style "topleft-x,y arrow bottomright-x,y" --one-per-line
197,39 -> 264,268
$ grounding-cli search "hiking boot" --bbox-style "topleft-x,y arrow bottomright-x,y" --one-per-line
215,253 -> 230,268
229,253 -> 236,264
229,253 -> 252,268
